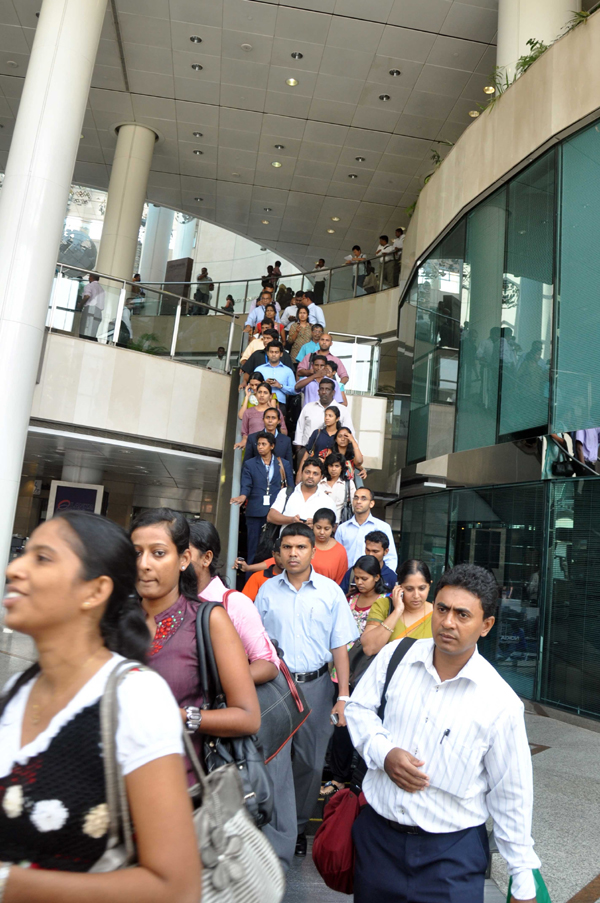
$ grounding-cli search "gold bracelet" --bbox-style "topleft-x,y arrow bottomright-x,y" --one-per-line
380,623 -> 393,634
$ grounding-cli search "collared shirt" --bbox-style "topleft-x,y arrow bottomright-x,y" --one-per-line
199,576 -> 279,667
393,234 -> 404,252
297,351 -> 349,382
376,243 -> 394,258
306,303 -> 326,328
335,513 -> 397,571
255,568 -> 359,672
270,481 -> 336,522
206,356 -> 226,371
575,428 -> 600,464
245,306 -> 282,329
255,361 -> 296,404
280,304 -> 302,329
83,281 -> 105,310
294,400 -> 355,446
346,639 -> 540,901
248,296 -> 281,314
302,377 -> 344,405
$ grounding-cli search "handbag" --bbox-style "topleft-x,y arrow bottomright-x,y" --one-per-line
196,601 -> 274,828
507,869 -> 551,902
91,659 -> 286,903
312,637 -> 417,894
347,598 -> 394,688
254,458 -> 293,563
216,592 -> 312,763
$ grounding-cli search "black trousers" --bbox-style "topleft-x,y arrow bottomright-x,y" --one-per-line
314,282 -> 325,304
329,724 -> 354,783
353,805 -> 489,903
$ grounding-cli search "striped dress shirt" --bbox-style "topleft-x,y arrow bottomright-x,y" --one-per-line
346,639 -> 540,901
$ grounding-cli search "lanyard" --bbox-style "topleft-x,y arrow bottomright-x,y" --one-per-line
263,456 -> 274,488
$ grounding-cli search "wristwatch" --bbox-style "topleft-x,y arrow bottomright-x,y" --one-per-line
184,706 -> 203,733
337,696 -> 351,703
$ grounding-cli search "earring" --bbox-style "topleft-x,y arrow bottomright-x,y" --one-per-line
181,566 -> 185,571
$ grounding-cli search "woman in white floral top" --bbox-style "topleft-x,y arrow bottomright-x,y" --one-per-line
321,555 -> 388,798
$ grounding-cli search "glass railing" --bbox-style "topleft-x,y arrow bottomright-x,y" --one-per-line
329,333 -> 381,396
138,250 -> 400,315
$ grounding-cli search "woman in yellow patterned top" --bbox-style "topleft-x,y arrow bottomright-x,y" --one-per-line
361,559 -> 433,656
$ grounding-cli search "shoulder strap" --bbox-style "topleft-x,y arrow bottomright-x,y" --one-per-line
377,637 -> 418,721
195,601 -> 225,707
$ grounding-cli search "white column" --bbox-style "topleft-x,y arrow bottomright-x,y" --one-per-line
497,0 -> 581,80
96,123 -> 157,281
173,215 -> 197,260
0,0 -> 106,574
139,203 -> 174,283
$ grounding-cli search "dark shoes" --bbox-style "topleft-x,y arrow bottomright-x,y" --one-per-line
295,832 -> 307,857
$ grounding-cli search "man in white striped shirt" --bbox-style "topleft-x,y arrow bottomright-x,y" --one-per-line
346,563 -> 539,903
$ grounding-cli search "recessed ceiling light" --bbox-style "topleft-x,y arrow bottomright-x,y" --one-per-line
483,85 -> 495,94
191,63 -> 203,71
291,51 -> 303,59
331,216 -> 340,222
6,60 -> 18,68
348,173 -> 358,179
469,110 -> 480,118
379,94 -> 391,101
190,35 -> 202,43
272,161 -> 282,168
232,172 -> 240,176
193,149 -> 203,155
355,156 -> 366,162
192,131 -> 203,137
264,207 -> 272,212
241,43 -> 253,52
194,197 -> 203,202
389,68 -> 401,77
286,78 -> 298,86
327,229 -> 335,233
274,144 -> 285,150
262,219 -> 270,224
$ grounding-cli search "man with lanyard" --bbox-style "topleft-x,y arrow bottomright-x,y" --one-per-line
255,523 -> 359,858
340,530 -> 398,595
296,332 -> 349,386
268,457 -> 336,529
346,563 -> 540,903
335,487 -> 397,571
244,407 -> 294,469
295,323 -> 324,361
255,342 -> 296,414
230,431 -> 294,565
294,379 -> 355,463
241,329 -> 295,387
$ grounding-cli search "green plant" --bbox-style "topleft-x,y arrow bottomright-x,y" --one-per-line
515,38 -> 549,76
405,200 -> 417,219
561,9 -> 591,35
128,332 -> 169,355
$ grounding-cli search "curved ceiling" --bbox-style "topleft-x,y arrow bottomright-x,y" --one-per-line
0,0 -> 498,269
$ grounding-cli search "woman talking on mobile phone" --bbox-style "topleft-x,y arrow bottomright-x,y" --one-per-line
360,559 -> 433,656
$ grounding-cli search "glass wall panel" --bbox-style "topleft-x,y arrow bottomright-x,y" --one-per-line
555,124 -> 600,430
455,190 -> 506,452
406,223 -> 465,462
542,479 -> 600,718
447,483 -> 545,699
399,493 -> 450,594
499,154 -> 554,437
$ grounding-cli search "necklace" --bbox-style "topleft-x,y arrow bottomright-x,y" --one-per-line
30,648 -> 103,725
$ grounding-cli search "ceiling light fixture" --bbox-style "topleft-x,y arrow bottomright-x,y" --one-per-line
468,110 -> 480,118
355,156 -> 365,162
271,161 -> 282,168
389,68 -> 401,77
191,63 -> 203,71
194,197 -> 203,202
327,229 -> 335,233
190,35 -> 202,43
192,131 -> 203,137
241,43 -> 253,51
379,94 -> 390,101
291,51 -> 303,59
286,78 -> 298,86
262,219 -> 270,224
6,60 -> 18,68
348,173 -> 358,179
274,143 -> 285,149
483,85 -> 495,94
264,207 -> 272,212
193,149 -> 203,155
232,172 -> 240,176
331,216 -> 340,222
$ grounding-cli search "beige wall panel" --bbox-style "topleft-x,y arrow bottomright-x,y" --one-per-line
322,288 -> 399,336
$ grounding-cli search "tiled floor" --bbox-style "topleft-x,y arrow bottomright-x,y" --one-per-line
2,626 -> 598,903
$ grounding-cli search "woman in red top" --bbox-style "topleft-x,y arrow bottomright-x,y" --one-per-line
311,508 -> 348,584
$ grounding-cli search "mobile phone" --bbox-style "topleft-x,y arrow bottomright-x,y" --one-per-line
330,713 -> 339,726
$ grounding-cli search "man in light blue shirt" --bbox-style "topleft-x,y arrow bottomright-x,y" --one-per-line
255,342 -> 296,409
336,486 -> 398,571
255,523 -> 358,858
303,290 -> 326,327
296,323 -> 324,361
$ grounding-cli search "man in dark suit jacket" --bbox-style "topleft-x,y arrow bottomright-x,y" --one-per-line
231,431 -> 295,565
244,407 -> 294,469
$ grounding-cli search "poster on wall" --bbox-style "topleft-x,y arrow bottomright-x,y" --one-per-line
47,481 -> 104,517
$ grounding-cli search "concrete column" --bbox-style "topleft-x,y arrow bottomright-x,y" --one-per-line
139,203 -> 174,283
0,0 -> 106,574
497,0 -> 581,80
96,123 -> 157,281
173,215 -> 197,260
